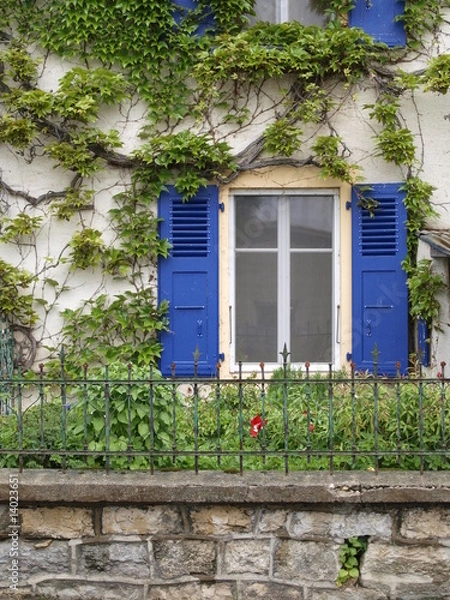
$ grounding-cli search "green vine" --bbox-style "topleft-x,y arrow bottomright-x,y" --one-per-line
0,0 -> 448,366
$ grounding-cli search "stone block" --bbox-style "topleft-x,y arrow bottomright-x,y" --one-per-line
146,582 -> 236,599
256,509 -> 289,534
189,506 -> 252,535
400,507 -> 450,540
274,540 -> 340,583
0,505 -> 10,536
0,539 -> 71,577
20,507 -> 94,539
102,505 -> 183,536
79,542 -> 150,577
35,581 -> 145,600
360,542 -> 450,586
152,539 -> 216,579
290,509 -> 392,541
223,539 -> 271,575
239,581 -> 304,599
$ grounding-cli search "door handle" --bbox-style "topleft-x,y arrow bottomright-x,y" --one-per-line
197,319 -> 203,337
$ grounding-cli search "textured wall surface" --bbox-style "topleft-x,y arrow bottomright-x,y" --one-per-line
1,470 -> 450,599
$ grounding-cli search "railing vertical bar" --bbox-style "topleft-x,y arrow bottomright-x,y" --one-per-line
440,362 -> 447,467
328,363 -> 334,474
395,361 -> 402,467
238,361 -> 244,476
281,345 -> 290,475
350,362 -> 356,467
215,362 -> 222,468
171,366 -> 178,466
418,361 -> 424,474
127,363 -> 133,466
149,365 -> 157,476
104,364 -> 111,474
82,364 -> 89,465
60,347 -> 67,472
17,364 -> 23,473
305,362 -> 311,465
193,351 -> 199,475
260,362 -> 267,468
38,364 -> 45,460
372,346 -> 379,474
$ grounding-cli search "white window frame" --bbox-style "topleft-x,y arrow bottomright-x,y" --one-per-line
229,188 -> 340,373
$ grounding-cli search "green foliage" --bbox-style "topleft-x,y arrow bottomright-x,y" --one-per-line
68,228 -> 105,270
264,119 -> 303,157
0,114 -> 36,149
337,537 -> 368,587
0,401 -> 64,468
54,67 -> 129,123
312,136 -> 358,183
50,188 -> 95,221
66,363 -> 185,470
375,128 -> 416,167
135,131 -> 237,199
0,40 -> 40,83
59,289 -> 168,368
0,259 -> 37,325
404,259 -> 445,324
422,54 -> 450,94
0,212 -> 42,242
403,0 -> 449,47
402,178 -> 437,256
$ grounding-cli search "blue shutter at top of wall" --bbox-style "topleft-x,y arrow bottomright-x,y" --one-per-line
158,185 -> 219,377
349,0 -> 406,47
352,183 -> 408,375
173,0 -> 215,35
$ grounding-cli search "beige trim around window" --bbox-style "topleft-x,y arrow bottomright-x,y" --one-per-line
218,166 -> 352,377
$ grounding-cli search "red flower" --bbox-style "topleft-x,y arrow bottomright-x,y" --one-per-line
250,415 -> 267,437
309,423 -> 315,433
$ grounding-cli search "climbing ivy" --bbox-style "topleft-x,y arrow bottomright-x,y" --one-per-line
0,0 -> 448,367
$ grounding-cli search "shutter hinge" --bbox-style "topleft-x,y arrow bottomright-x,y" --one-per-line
346,352 -> 352,362
346,201 -> 352,211
219,203 -> 225,212
218,352 -> 225,362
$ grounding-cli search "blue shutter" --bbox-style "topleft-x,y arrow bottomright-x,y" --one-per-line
349,0 -> 406,47
417,317 -> 430,367
173,0 -> 214,35
352,183 -> 408,375
158,186 -> 219,377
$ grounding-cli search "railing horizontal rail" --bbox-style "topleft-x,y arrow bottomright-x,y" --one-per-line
0,354 -> 449,475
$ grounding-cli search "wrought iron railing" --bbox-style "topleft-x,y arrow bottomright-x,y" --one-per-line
0,350 -> 448,474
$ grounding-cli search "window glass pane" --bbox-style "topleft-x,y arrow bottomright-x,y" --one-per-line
235,196 -> 278,249
235,252 -> 277,362
291,252 -> 332,362
253,0 -> 327,25
253,0 -> 276,21
290,195 -> 333,248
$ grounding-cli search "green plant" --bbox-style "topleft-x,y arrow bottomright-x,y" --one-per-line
337,536 -> 368,587
404,259 -> 445,325
66,363 -> 187,470
0,400 -> 66,468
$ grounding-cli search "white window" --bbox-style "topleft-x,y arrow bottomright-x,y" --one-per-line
253,0 -> 327,26
230,190 -> 340,370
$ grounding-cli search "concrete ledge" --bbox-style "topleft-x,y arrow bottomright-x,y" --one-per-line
1,469 -> 450,505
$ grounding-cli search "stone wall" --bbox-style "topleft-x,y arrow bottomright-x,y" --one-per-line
1,470 -> 450,600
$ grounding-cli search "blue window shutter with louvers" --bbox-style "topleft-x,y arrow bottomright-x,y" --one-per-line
352,183 -> 408,375
158,185 -> 219,377
349,0 -> 406,47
